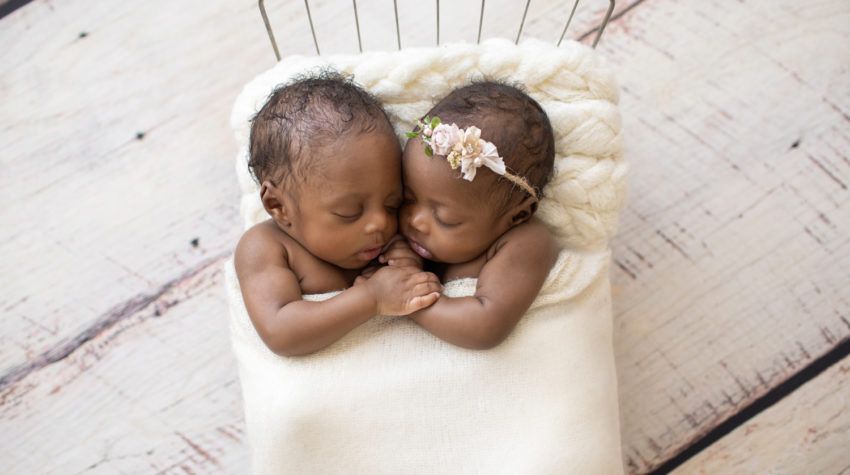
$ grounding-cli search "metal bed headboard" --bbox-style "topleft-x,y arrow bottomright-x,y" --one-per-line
259,0 -> 615,61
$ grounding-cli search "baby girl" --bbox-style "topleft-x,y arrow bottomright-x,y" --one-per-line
392,81 -> 561,349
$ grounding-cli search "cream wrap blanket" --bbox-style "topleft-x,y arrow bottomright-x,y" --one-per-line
226,38 -> 626,474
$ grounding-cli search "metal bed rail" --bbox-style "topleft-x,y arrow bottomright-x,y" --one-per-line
259,0 -> 616,61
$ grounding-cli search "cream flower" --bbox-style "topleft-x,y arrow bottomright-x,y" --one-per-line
461,126 -> 483,157
430,123 -> 461,155
461,139 -> 505,181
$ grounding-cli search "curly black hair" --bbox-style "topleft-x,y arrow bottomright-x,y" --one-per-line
425,81 -> 555,208
248,70 -> 396,186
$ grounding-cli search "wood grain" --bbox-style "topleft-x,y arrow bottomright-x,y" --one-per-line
604,0 -> 850,471
0,261 -> 247,473
673,355 -> 850,474
0,0 -> 255,381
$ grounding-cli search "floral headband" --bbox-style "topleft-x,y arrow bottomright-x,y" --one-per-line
407,116 -> 537,198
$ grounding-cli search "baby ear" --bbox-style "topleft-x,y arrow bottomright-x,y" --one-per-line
260,181 -> 291,227
508,195 -> 539,228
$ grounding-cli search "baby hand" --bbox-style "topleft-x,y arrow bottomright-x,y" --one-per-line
379,235 -> 423,269
364,265 -> 441,316
357,264 -> 381,280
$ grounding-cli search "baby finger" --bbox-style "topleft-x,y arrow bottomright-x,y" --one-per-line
409,291 -> 441,311
387,256 -> 421,267
414,280 -> 443,296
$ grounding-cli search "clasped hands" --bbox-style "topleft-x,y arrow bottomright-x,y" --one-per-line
353,235 -> 442,316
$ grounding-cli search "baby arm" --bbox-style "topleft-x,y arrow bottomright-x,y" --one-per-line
235,227 -> 441,356
408,224 -> 559,350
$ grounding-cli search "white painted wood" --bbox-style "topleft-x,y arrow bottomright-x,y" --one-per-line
0,262 -> 248,474
604,0 -> 850,471
0,0 -> 259,378
673,355 -> 850,474
1,0 -> 849,473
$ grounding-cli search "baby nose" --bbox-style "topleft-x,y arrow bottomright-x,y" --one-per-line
403,204 -> 428,234
364,208 -> 392,234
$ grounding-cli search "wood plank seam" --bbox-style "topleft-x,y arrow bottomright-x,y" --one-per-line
0,251 -> 231,393
649,336 -> 850,474
0,0 -> 33,20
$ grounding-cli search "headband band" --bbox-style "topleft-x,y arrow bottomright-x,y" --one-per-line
407,116 -> 538,199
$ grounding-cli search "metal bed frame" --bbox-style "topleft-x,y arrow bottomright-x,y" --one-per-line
259,0 -> 615,60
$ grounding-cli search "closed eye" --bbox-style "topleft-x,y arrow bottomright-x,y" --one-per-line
433,210 -> 460,228
333,212 -> 361,221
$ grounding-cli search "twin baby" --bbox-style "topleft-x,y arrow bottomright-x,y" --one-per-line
235,72 -> 560,356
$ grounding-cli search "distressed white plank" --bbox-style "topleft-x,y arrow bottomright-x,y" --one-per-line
0,261 -> 248,474
673,355 -> 850,474
0,0 -> 259,378
602,0 -> 850,472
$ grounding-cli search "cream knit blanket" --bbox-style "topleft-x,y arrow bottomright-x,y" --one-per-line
226,38 -> 626,474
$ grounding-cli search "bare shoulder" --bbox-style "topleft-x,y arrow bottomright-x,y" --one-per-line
474,217 -> 560,326
234,220 -> 289,276
489,217 -> 559,264
505,217 -> 556,243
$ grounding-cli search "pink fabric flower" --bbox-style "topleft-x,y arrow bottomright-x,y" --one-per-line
430,123 -> 461,155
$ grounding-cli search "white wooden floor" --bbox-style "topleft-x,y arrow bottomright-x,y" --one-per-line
1,0 -> 848,473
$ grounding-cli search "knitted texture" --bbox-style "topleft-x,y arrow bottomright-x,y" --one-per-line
227,38 -> 626,474
231,37 -> 626,251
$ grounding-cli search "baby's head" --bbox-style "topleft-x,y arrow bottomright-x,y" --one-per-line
249,70 -> 398,187
401,81 -> 555,263
250,71 -> 403,269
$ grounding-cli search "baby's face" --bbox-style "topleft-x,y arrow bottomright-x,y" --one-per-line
286,130 -> 403,269
400,139 -> 512,264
